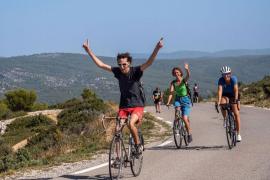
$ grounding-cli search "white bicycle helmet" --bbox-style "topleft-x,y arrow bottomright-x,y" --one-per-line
220,66 -> 231,74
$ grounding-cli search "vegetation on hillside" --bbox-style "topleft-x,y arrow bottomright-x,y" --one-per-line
240,76 -> 270,108
0,89 -> 48,120
0,88 -> 168,175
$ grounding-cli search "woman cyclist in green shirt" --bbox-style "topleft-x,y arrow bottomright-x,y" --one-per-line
166,63 -> 193,143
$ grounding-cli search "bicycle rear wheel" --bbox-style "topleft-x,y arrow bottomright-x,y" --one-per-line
173,119 -> 183,149
130,136 -> 143,176
109,136 -> 123,180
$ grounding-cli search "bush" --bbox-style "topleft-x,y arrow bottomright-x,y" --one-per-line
81,88 -> 96,101
5,89 -> 37,111
31,103 -> 48,111
49,98 -> 82,109
0,102 -> 9,119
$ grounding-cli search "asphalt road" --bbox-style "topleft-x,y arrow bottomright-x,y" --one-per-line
55,103 -> 270,180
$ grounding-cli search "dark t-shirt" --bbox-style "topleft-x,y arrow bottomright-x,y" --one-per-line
111,66 -> 145,108
153,90 -> 161,100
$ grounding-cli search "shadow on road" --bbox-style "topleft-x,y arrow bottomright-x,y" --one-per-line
147,145 -> 228,151
60,174 -> 110,180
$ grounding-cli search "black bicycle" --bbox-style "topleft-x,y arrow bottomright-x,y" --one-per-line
102,115 -> 144,180
215,102 -> 237,149
173,109 -> 189,149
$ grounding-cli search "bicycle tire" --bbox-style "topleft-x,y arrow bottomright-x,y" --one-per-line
130,136 -> 143,176
182,124 -> 188,146
230,115 -> 237,147
109,136 -> 123,180
225,115 -> 234,149
173,119 -> 183,149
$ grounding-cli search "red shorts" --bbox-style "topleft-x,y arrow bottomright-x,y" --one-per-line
118,107 -> 144,120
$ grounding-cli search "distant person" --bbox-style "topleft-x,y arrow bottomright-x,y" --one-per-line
152,87 -> 163,113
82,38 -> 163,155
193,83 -> 199,103
216,66 -> 241,142
166,63 -> 193,143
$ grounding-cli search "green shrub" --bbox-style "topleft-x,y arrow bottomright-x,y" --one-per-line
81,88 -> 96,100
3,115 -> 55,145
4,89 -> 37,111
31,103 -> 48,111
0,139 -> 12,158
0,102 -> 9,119
49,98 -> 82,109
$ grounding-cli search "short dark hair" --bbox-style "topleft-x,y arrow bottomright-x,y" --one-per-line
117,52 -> 132,63
171,67 -> 183,76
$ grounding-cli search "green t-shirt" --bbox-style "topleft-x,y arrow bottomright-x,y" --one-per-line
172,80 -> 187,97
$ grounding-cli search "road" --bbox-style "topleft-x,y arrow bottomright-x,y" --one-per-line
55,103 -> 270,180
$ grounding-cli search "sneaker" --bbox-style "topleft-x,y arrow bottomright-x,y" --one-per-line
134,144 -> 143,157
237,134 -> 242,142
223,120 -> 226,128
111,158 -> 121,168
187,134 -> 193,143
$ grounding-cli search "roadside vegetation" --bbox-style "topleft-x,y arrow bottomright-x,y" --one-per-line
239,75 -> 270,108
0,88 -> 170,176
0,89 -> 48,120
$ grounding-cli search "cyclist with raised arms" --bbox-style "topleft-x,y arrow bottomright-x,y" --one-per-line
83,38 -> 163,154
217,66 -> 241,142
166,63 -> 193,143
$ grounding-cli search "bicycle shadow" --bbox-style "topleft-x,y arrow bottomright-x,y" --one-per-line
147,144 -> 228,151
60,174 -> 110,180
60,172 -> 135,180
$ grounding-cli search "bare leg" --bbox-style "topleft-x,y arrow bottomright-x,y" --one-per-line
129,114 -> 140,145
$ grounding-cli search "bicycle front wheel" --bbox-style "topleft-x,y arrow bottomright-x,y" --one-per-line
182,124 -> 188,146
109,136 -> 123,180
173,119 -> 183,149
225,115 -> 234,149
130,137 -> 143,176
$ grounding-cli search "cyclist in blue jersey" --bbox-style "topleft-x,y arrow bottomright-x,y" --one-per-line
217,66 -> 242,142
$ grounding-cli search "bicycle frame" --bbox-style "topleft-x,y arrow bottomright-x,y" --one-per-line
173,109 -> 188,148
216,103 -> 237,149
108,115 -> 144,179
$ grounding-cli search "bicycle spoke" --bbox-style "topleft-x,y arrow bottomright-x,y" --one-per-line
173,119 -> 183,149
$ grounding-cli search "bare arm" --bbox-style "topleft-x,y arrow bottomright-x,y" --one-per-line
183,63 -> 190,82
166,83 -> 174,105
82,39 -> 112,72
234,84 -> 239,100
140,38 -> 163,71
217,85 -> 223,105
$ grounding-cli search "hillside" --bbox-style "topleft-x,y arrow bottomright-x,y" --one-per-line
240,76 -> 270,108
1,53 -> 270,104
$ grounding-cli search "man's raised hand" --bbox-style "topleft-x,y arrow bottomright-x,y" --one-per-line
82,39 -> 90,51
157,37 -> 164,49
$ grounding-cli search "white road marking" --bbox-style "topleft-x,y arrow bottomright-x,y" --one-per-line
72,162 -> 108,175
157,140 -> 173,147
165,121 -> 172,125
71,110 -> 174,175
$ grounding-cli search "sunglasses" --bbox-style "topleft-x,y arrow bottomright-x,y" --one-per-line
118,63 -> 128,67
222,73 -> 231,77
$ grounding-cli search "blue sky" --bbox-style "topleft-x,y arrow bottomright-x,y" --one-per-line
1,0 -> 270,57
